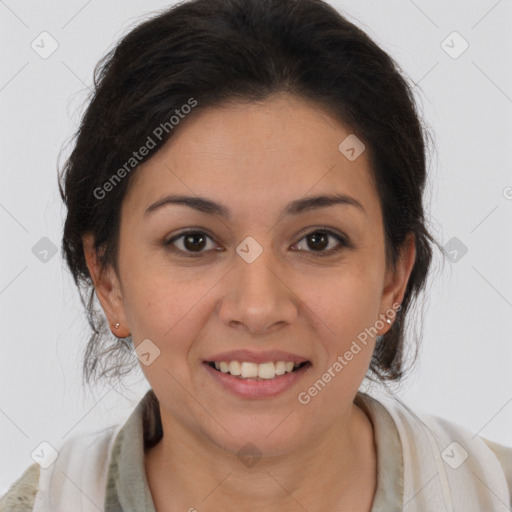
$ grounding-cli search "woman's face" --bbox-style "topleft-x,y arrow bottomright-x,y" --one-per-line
88,93 -> 414,456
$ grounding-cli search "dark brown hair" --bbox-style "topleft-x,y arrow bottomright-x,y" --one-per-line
59,0 -> 442,388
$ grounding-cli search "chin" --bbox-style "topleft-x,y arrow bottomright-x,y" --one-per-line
204,414 -> 308,460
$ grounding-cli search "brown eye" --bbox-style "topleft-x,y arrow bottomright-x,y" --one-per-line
306,231 -> 329,251
294,229 -> 348,256
182,232 -> 207,251
165,230 -> 217,255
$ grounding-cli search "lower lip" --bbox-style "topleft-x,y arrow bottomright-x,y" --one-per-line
203,362 -> 311,399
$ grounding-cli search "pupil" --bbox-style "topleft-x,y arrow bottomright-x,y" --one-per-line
308,231 -> 328,251
185,233 -> 206,251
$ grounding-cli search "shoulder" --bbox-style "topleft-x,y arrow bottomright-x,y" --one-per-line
360,392 -> 512,510
0,425 -> 120,512
478,436 -> 512,493
0,463 -> 40,512
0,391 -> 154,512
411,406 -> 512,473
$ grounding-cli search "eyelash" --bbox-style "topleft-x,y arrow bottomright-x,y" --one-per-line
164,227 -> 350,258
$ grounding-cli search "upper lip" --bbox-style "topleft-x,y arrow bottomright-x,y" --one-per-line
204,349 -> 309,365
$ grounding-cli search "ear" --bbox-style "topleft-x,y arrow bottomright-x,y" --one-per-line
378,232 -> 416,334
82,233 -> 130,338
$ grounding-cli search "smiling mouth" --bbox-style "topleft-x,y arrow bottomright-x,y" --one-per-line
206,360 -> 311,380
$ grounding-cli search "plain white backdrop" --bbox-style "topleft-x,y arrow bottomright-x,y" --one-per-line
1,0 -> 511,493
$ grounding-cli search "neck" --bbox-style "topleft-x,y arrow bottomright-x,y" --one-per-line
145,402 -> 377,512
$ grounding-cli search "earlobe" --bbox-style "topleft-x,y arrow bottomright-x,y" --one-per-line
82,233 -> 130,337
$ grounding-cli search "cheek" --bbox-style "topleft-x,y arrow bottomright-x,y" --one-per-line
298,261 -> 384,338
297,272 -> 382,405
120,264 -> 211,353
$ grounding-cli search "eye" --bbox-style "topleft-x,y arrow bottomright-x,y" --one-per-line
292,228 -> 349,256
164,230 -> 220,256
164,227 -> 350,257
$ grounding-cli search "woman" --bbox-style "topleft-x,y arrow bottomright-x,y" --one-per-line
1,0 -> 510,510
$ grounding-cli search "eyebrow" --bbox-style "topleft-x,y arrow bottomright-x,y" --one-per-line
144,193 -> 365,218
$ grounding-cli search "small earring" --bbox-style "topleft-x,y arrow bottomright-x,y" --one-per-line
113,322 -> 120,329
386,318 -> 392,324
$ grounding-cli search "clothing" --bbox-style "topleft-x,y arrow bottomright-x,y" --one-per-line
1,389 -> 510,511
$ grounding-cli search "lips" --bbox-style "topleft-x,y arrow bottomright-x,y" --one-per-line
203,358 -> 311,398
202,349 -> 311,397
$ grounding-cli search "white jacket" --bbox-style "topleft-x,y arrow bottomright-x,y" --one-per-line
2,390 -> 511,511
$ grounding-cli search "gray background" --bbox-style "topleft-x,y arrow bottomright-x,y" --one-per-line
1,0 -> 511,492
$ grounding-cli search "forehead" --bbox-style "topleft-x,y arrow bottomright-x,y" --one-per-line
123,93 -> 378,217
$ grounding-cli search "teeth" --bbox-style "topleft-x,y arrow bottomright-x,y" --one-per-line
275,361 -> 286,375
211,360 -> 304,379
228,361 -> 241,375
258,362 -> 275,379
240,362 -> 258,378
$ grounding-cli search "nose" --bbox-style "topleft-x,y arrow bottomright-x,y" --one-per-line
218,247 -> 298,335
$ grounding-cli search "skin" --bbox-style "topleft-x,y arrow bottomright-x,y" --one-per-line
83,92 -> 416,511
